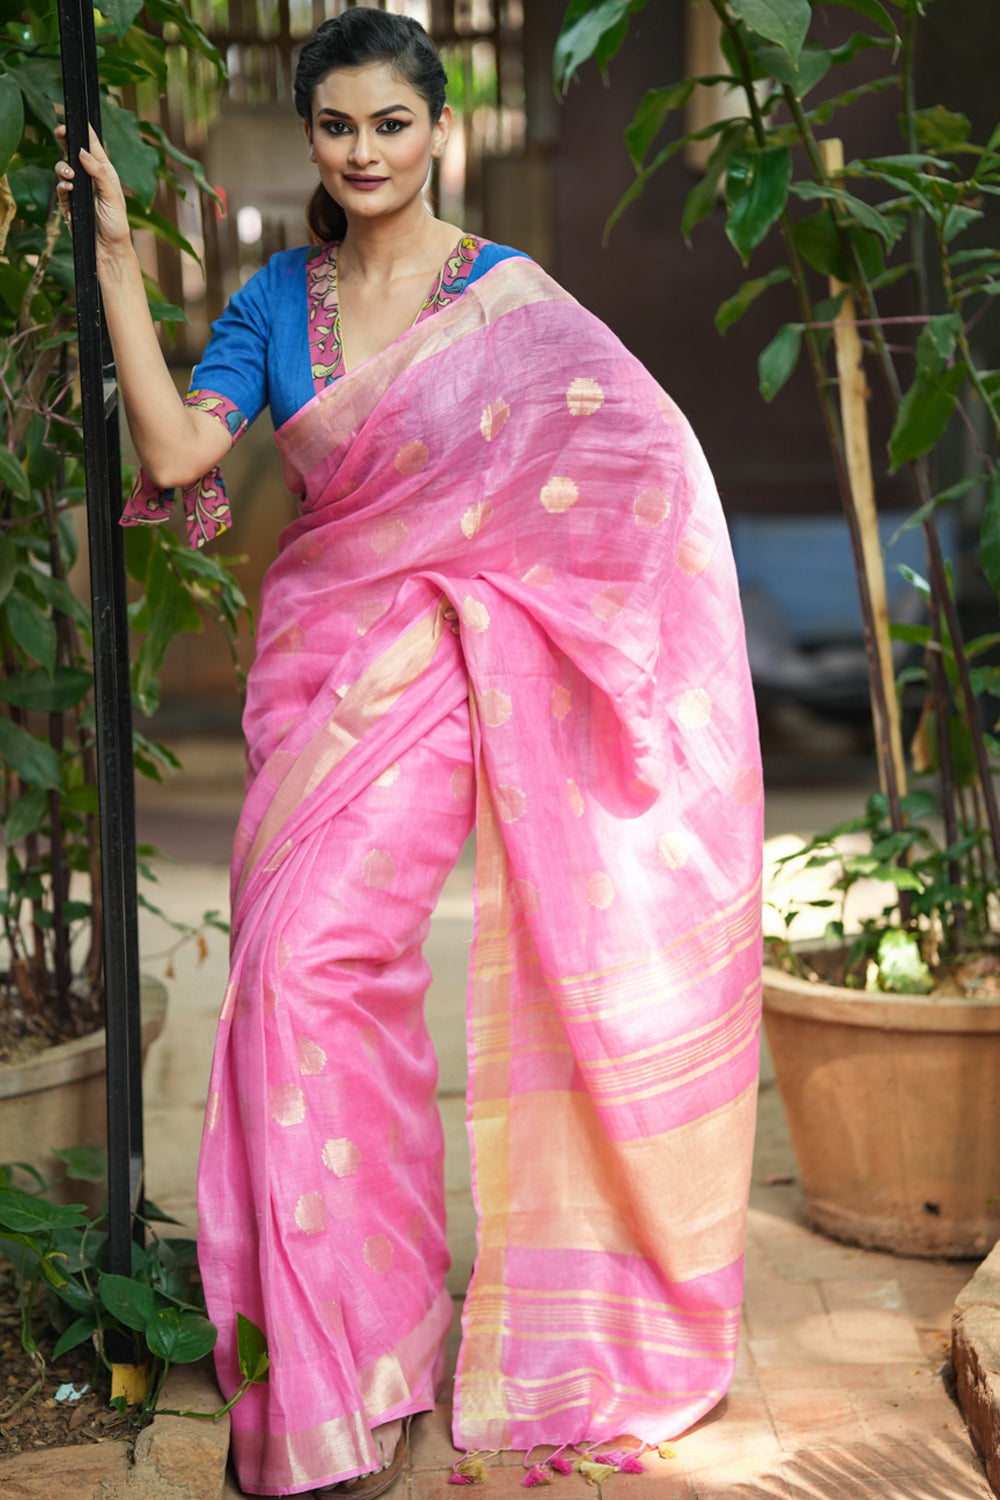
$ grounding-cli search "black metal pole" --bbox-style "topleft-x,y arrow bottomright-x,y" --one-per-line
56,0 -> 144,1315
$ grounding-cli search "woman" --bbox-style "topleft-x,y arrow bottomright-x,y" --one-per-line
58,9 -> 763,1498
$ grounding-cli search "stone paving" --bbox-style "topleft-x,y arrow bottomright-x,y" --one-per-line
133,740 -> 994,1500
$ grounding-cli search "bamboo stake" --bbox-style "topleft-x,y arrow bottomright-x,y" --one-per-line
820,137 -> 907,803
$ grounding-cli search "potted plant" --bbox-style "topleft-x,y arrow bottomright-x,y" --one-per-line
0,0 -> 248,1187
557,0 -> 1000,1256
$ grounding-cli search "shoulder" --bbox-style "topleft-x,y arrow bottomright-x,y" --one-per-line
467,241 -> 531,283
237,244 -> 313,300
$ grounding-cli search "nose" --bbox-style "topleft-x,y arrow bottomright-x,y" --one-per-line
349,128 -> 379,167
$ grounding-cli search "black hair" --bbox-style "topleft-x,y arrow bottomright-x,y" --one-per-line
293,7 -> 448,243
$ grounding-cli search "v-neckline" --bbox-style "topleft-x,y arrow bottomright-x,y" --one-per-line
306,235 -> 485,390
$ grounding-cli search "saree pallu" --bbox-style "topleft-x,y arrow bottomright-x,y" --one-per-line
196,257 -> 763,1496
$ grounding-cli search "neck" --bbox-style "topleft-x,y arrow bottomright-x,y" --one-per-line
337,199 -> 455,282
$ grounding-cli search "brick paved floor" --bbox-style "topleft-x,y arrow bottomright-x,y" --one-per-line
137,745 -> 993,1500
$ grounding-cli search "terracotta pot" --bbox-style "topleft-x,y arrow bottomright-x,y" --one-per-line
0,976 -> 168,1203
762,962 -> 1000,1258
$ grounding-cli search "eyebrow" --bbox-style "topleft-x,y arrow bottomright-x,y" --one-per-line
316,105 -> 416,121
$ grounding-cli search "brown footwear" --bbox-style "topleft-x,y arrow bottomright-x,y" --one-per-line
313,1422 -> 409,1500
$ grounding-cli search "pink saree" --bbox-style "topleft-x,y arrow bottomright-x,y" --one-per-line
193,257 -> 763,1495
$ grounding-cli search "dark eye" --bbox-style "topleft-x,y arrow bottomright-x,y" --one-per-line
322,121 -> 350,135
378,119 -> 407,134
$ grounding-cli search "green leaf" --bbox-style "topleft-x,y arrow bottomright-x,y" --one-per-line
0,716 -> 61,789
99,1272 -> 157,1332
3,788 -> 47,844
715,266 -> 791,334
0,1188 -> 88,1235
624,81 -> 696,167
912,104 -> 971,152
52,1315 -> 99,1361
888,362 -> 965,471
28,571 -> 92,631
823,0 -> 898,36
95,0 -> 144,39
916,313 -> 961,374
125,202 -> 198,260
554,0 -> 645,91
758,323 -> 802,401
237,1311 -> 270,1383
788,179 -> 904,247
681,120 -> 746,240
0,70 -> 24,176
53,1146 -> 107,1183
874,929 -> 932,995
143,0 -> 225,77
145,1307 -> 217,1363
11,58 -> 61,136
139,121 -> 221,205
725,145 -> 792,263
0,665 -> 91,713
981,470 -> 1000,596
101,101 -> 159,210
748,38 -> 831,97
5,593 -> 57,675
730,0 -> 810,60
0,535 -> 17,608
147,300 -> 187,324
0,448 -> 31,501
790,207 -> 884,281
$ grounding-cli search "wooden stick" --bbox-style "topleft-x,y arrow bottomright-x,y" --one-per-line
820,137 -> 907,801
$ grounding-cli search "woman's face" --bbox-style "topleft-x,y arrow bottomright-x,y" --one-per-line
305,61 -> 449,224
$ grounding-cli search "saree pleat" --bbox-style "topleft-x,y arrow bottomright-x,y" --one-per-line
196,257 -> 762,1494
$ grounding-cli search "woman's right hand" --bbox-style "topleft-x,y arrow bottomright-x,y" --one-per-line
55,123 -> 132,257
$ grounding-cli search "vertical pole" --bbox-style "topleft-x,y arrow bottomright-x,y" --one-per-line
56,0 -> 145,1389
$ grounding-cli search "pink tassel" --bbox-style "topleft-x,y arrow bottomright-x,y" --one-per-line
596,1451 -> 626,1468
550,1457 -> 575,1476
448,1476 -> 474,1485
619,1454 -> 645,1474
522,1466 -> 551,1487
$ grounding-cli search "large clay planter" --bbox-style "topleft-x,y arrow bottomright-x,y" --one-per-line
0,976 -> 168,1201
762,963 -> 1000,1258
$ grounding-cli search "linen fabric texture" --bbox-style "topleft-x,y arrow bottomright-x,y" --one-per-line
135,252 -> 763,1495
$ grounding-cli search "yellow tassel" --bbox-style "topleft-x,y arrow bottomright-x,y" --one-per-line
577,1460 -> 617,1485
455,1455 -> 489,1484
110,1363 -> 149,1405
656,1443 -> 676,1461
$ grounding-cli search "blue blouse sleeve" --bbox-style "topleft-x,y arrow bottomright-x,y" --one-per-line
189,261 -> 273,426
467,243 -> 531,284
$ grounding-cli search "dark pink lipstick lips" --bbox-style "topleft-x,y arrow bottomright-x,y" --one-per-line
345,175 -> 388,186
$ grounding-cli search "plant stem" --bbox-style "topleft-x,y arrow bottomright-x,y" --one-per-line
928,598 -> 964,944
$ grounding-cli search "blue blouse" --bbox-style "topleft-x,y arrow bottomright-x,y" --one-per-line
190,240 -> 528,432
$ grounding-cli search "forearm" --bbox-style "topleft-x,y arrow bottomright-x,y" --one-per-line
97,242 -> 229,489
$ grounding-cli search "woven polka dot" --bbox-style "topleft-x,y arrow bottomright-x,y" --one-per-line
364,1234 -> 394,1273
373,761 -> 400,788
321,1301 -> 345,1340
678,532 -> 713,576
355,599 -> 388,635
732,765 -> 763,805
205,1091 -> 221,1131
634,488 -> 671,528
461,500 -> 493,539
407,1210 -> 428,1245
394,439 -> 428,475
514,878 -> 541,915
388,1120 -> 402,1159
522,564 -> 554,587
295,1192 -> 327,1235
481,688 -> 512,727
278,938 -> 292,970
551,685 -> 572,720
461,596 -> 491,632
541,477 -> 578,514
480,398 -> 510,442
220,984 -> 237,1021
272,623 -> 305,655
656,391 -> 679,423
495,784 -> 527,823
297,1037 -> 327,1076
589,585 -> 625,621
567,778 -> 585,817
658,833 -> 690,870
269,1085 -> 306,1127
322,1138 -> 361,1177
678,688 -> 712,728
567,377 -> 604,416
450,764 -> 475,802
371,518 -> 408,558
363,848 -> 395,890
586,871 -> 615,909
294,537 -> 324,565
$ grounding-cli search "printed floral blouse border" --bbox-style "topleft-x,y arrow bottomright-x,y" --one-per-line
120,391 -> 249,551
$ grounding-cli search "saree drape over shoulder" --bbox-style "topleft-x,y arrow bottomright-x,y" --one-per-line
190,257 -> 763,1495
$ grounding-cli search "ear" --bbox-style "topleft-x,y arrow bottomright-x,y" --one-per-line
430,103 -> 452,160
304,117 -> 317,162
